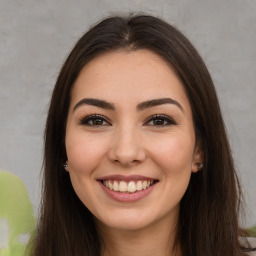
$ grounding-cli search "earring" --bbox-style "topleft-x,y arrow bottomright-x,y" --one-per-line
63,163 -> 68,168
196,163 -> 203,170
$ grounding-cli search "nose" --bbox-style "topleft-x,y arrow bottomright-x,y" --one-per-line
107,126 -> 146,167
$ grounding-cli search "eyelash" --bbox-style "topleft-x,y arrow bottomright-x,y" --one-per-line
79,114 -> 111,126
79,114 -> 177,127
145,114 -> 177,126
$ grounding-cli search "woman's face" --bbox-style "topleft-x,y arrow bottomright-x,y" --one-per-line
65,49 -> 202,232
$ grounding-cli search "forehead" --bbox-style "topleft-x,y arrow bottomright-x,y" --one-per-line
70,49 -> 191,112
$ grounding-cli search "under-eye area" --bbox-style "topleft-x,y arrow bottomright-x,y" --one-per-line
99,179 -> 159,193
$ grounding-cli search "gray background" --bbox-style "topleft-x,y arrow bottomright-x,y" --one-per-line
0,0 -> 255,227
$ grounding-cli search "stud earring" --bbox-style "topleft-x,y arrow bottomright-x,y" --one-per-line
196,163 -> 203,170
63,163 -> 68,168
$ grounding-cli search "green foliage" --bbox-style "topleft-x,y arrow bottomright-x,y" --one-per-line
247,226 -> 256,237
0,170 -> 36,256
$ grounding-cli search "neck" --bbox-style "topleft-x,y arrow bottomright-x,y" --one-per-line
96,214 -> 182,256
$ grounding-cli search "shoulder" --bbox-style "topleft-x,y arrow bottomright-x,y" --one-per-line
246,237 -> 256,256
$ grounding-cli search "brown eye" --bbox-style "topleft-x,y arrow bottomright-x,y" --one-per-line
145,114 -> 176,126
152,119 -> 166,125
90,118 -> 105,126
79,115 -> 111,126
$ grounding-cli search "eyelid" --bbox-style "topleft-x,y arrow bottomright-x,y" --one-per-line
144,114 -> 177,126
79,114 -> 111,126
78,113 -> 176,126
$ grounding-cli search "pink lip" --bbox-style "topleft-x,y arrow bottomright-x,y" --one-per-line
98,180 -> 157,202
97,174 -> 155,182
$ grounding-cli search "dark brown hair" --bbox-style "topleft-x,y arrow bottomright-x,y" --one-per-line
30,14 -> 254,256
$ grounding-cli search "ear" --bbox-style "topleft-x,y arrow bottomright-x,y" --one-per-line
64,160 -> 69,172
191,140 -> 204,173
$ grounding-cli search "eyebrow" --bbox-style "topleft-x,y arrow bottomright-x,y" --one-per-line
73,97 -> 184,113
73,98 -> 115,112
137,98 -> 184,112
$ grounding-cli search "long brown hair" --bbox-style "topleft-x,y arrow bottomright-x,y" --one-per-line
30,14 -> 254,256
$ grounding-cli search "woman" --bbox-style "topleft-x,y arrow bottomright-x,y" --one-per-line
30,14 -> 255,256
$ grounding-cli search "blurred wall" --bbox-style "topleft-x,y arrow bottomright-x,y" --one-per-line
0,0 -> 255,226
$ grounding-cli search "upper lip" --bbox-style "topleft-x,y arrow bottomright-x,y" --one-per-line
97,175 -> 157,182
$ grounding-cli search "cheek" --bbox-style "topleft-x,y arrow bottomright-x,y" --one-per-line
150,133 -> 195,176
65,133 -> 108,175
65,133 -> 109,210
156,135 -> 195,205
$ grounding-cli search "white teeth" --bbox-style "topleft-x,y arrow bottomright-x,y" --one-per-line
119,181 -> 127,192
113,181 -> 118,191
108,181 -> 113,190
103,180 -> 154,193
128,181 -> 136,193
142,181 -> 147,190
137,181 -> 143,191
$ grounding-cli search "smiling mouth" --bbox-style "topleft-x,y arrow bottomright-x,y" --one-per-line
101,180 -> 158,193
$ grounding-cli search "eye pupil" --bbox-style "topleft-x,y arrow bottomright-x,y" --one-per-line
93,119 -> 103,125
153,119 -> 165,125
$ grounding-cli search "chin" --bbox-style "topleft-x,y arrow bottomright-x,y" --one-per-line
94,207 -> 173,233
99,218 -> 153,232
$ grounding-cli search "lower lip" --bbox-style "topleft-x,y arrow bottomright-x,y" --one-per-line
98,181 -> 156,202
